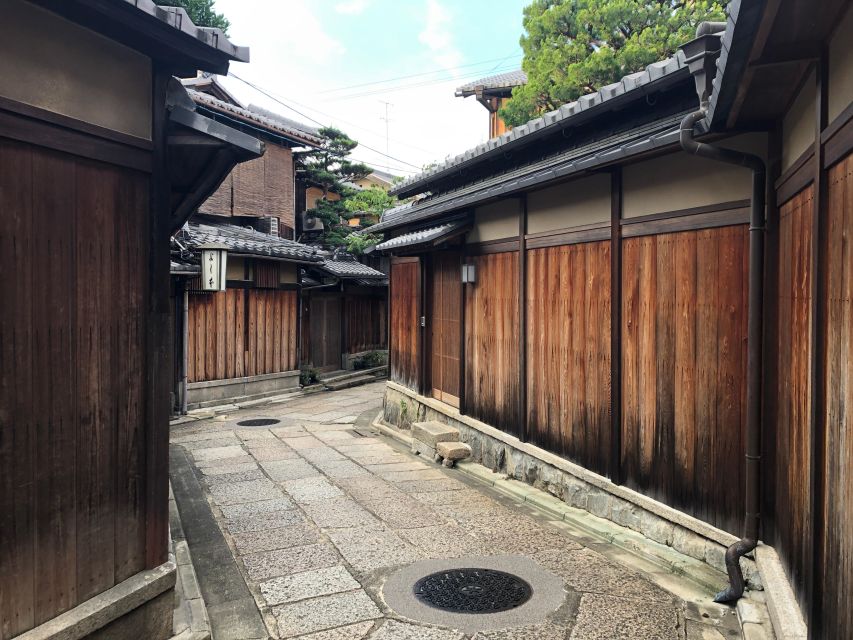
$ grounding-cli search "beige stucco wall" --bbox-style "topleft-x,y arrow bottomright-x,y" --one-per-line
0,0 -> 152,139
226,257 -> 250,281
622,134 -> 765,218
781,70 -> 816,171
467,199 -> 520,243
526,173 -> 611,233
280,263 -> 299,284
828,5 -> 853,124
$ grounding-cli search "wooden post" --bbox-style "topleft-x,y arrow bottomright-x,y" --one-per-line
459,243 -> 467,415
808,50 -> 829,635
519,195 -> 528,442
145,68 -> 172,568
610,168 -> 623,484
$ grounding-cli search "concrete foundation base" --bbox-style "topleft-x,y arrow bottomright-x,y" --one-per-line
187,370 -> 300,409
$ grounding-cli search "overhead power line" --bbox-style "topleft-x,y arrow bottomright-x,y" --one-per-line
229,73 -> 425,171
318,52 -> 522,94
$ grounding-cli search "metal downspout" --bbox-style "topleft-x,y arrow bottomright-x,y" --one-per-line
680,109 -> 766,603
181,281 -> 189,415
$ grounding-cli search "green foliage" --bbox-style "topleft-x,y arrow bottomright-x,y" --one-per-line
158,0 -> 230,33
500,0 -> 727,127
344,187 -> 396,218
345,232 -> 382,255
300,368 -> 319,386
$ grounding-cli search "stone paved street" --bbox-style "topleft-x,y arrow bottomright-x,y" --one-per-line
170,382 -> 744,640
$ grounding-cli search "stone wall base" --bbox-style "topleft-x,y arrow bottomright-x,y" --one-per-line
382,382 -> 762,590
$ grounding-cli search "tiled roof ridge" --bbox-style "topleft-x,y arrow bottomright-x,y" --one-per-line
188,90 -> 325,147
392,50 -> 688,197
455,69 -> 528,94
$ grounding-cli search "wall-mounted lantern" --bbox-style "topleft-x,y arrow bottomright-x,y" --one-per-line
199,243 -> 228,291
461,263 -> 476,284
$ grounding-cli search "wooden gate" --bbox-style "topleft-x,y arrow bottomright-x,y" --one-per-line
428,252 -> 462,406
390,257 -> 422,390
309,294 -> 342,371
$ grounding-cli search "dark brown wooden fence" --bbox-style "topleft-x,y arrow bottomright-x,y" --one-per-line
187,288 -> 297,382
390,258 -> 421,389
819,153 -> 852,637
465,251 -> 520,435
771,186 -> 814,607
621,225 -> 748,534
345,294 -> 387,353
526,242 -> 612,476
0,140 -> 150,635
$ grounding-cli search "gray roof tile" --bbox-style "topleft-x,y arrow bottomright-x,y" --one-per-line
182,221 -> 322,263
319,257 -> 386,279
455,69 -> 528,95
374,220 -> 469,251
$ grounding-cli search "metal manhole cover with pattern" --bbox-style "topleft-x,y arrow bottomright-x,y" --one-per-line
413,568 -> 533,613
236,418 -> 281,427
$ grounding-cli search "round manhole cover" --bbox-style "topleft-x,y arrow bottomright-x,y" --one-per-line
236,418 -> 281,427
413,568 -> 533,613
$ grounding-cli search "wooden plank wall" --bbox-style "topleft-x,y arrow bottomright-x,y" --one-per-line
390,259 -> 421,389
187,288 -> 297,382
621,225 -> 749,534
345,295 -> 387,353
465,252 -> 520,435
526,242 -> 612,476
818,156 -> 852,637
0,139 -> 149,637
770,186 -> 814,605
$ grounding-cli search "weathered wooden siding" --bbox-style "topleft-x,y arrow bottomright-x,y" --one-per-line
772,186 -> 814,605
526,242 -> 612,476
621,225 -> 748,534
0,140 -> 149,636
345,295 -> 387,353
187,288 -> 297,382
308,294 -> 342,371
429,252 -> 462,407
390,258 -> 421,389
819,156 -> 852,637
465,252 -> 520,435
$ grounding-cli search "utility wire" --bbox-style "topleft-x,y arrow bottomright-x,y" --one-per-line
229,73 -> 424,170
318,53 -> 522,94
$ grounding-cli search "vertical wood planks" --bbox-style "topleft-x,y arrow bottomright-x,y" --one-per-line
621,225 -> 748,534
525,242 -> 611,475
465,252 -> 519,435
429,252 -> 462,406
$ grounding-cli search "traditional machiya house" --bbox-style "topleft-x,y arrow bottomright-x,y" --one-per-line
300,253 -> 389,376
371,0 -> 853,636
0,1 -> 256,638
455,69 -> 527,139
173,219 -> 323,409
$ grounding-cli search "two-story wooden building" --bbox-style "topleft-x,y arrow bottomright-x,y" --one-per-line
0,1 -> 258,638
374,0 -> 853,636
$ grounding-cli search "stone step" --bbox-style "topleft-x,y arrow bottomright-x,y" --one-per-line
324,373 -> 378,391
319,365 -> 387,384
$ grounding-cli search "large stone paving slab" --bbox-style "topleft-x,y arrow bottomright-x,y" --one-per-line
302,498 -> 380,529
192,445 -> 247,463
218,497 -> 295,519
224,508 -> 304,534
294,622 -> 373,640
259,565 -> 360,606
241,543 -> 340,581
327,526 -> 422,574
273,590 -> 382,638
281,477 -> 346,503
569,594 -> 681,639
370,620 -> 464,640
208,478 -> 283,506
359,496 -> 443,529
259,458 -> 320,481
232,523 -> 319,555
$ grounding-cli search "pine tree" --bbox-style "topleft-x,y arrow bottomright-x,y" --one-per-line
501,0 -> 727,127
297,127 -> 372,248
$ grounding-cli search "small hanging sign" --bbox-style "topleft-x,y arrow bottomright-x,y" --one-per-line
199,243 -> 228,291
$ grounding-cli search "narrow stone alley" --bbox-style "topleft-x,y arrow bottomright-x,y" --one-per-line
169,383 -> 744,640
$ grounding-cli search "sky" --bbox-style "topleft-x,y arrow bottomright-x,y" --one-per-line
211,0 -> 530,178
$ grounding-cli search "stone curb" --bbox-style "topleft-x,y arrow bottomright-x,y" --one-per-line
170,482 -> 212,640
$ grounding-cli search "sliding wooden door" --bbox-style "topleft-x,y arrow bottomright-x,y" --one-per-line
428,252 -> 462,407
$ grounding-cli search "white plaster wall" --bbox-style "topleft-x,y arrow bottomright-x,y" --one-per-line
781,70 -> 816,171
467,199 -> 520,243
0,0 -> 152,139
526,173 -> 611,233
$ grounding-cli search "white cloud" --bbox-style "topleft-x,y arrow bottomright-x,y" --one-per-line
335,0 -> 368,15
418,0 -> 462,73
